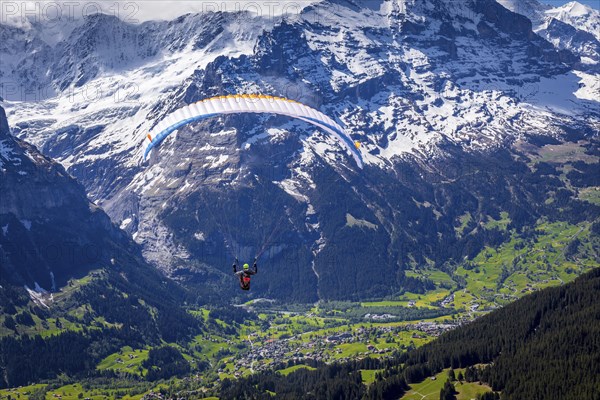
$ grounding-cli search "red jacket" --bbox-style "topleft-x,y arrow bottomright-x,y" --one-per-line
233,261 -> 258,290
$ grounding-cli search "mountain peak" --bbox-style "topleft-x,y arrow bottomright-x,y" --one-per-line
562,1 -> 594,16
545,0 -> 600,41
81,12 -> 122,25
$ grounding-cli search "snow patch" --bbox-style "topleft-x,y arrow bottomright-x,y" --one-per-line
177,179 -> 194,194
573,71 -> 600,102
194,232 -> 206,241
34,282 -> 47,293
204,154 -> 229,169
243,132 -> 271,149
25,283 -> 51,309
120,218 -> 132,229
275,178 -> 310,203
523,72 -> 599,115
20,219 -> 32,230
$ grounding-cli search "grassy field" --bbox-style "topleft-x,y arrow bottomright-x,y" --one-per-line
97,347 -> 149,376
455,381 -> 494,400
0,383 -> 148,400
401,369 -> 492,400
484,211 -> 511,231
333,342 -> 369,359
406,269 -> 454,286
361,369 -> 383,385
277,364 -> 317,376
402,369 -> 449,400
45,383 -> 145,400
0,384 -> 47,399
389,289 -> 453,309
579,187 -> 600,206
534,141 -> 598,165
455,212 -> 472,236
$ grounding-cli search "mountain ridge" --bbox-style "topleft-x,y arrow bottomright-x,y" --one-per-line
1,0 -> 598,300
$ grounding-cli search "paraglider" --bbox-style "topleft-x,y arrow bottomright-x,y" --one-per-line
143,94 -> 363,168
233,258 -> 258,291
141,94 -> 362,290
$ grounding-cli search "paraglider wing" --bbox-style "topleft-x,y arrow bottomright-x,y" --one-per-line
143,95 -> 363,168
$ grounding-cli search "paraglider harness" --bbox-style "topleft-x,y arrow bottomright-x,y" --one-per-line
233,258 -> 258,291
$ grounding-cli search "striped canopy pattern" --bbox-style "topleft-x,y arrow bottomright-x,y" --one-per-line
143,94 -> 363,168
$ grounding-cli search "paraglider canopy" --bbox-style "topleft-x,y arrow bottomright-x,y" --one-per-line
143,94 -> 363,168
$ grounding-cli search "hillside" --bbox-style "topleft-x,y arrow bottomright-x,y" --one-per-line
400,265 -> 600,399
219,266 -> 600,399
0,106 -> 200,388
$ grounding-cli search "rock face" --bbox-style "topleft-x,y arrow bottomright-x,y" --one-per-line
1,0 -> 598,300
0,105 -> 135,290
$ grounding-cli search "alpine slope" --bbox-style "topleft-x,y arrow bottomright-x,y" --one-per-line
1,0 -> 598,300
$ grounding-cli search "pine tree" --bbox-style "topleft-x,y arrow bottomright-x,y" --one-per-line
440,379 -> 457,400
448,369 -> 456,382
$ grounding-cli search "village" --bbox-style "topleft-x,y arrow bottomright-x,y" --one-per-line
223,319 -> 462,377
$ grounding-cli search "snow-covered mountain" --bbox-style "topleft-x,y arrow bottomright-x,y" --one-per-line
498,0 -> 600,66
1,0 -> 598,300
497,0 -> 599,39
545,2 -> 600,41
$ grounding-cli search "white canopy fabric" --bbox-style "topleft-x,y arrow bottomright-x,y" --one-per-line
143,94 -> 363,168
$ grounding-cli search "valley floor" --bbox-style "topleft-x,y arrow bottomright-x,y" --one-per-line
1,220 -> 597,399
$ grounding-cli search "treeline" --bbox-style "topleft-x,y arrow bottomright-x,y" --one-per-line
0,309 -> 200,388
0,284 -> 29,315
318,301 -> 455,322
398,267 -> 600,399
143,346 -> 191,381
217,357 -> 412,399
0,267 -> 203,388
209,306 -> 259,325
220,363 -> 366,400
219,267 -> 600,399
74,282 -> 201,345
566,161 -> 600,187
0,328 -> 134,387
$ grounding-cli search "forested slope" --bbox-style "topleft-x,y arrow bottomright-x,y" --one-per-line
0,105 -> 201,388
402,265 -> 600,400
